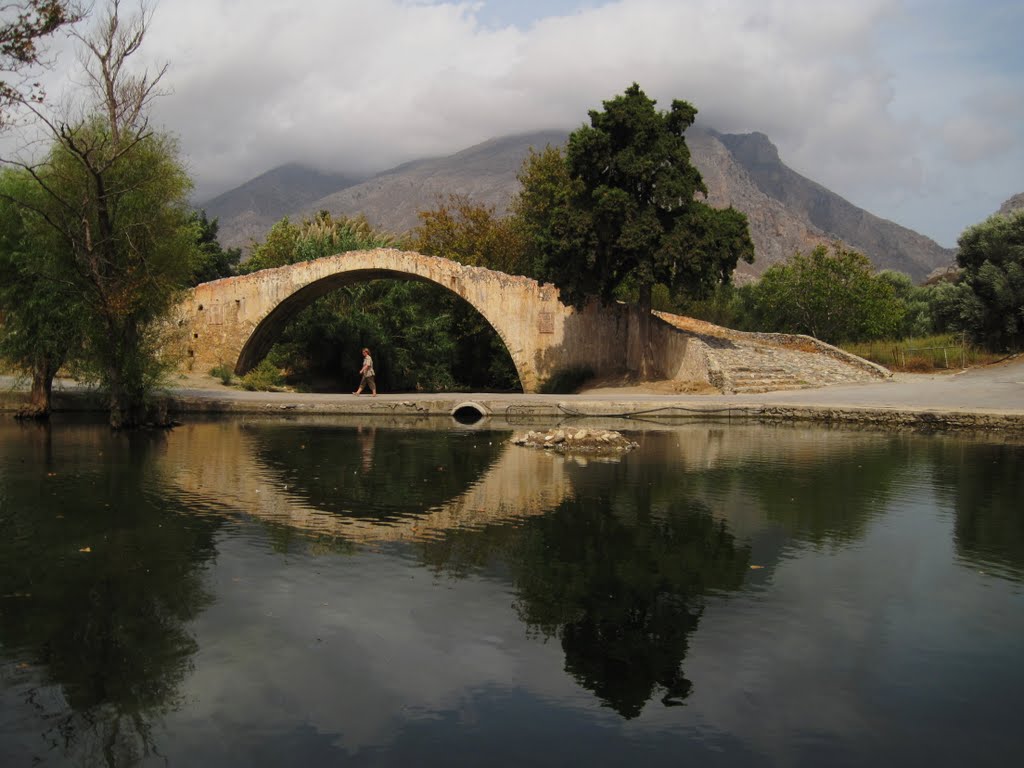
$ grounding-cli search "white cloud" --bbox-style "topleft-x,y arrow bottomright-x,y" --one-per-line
6,0 -> 1021,244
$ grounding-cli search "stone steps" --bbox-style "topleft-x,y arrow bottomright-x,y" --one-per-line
710,345 -> 882,394
652,310 -> 892,394
727,366 -> 811,394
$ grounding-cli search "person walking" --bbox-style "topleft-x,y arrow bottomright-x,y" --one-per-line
353,347 -> 377,396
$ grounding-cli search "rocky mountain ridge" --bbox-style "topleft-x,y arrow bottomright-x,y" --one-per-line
203,129 -> 956,282
998,193 -> 1024,216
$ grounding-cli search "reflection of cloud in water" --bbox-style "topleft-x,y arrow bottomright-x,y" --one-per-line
168,422 -> 574,544
166,546 -> 586,755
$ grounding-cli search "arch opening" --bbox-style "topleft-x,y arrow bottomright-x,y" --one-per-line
234,269 -> 526,393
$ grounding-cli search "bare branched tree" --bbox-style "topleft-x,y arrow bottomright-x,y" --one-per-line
0,1 -> 83,126
73,0 -> 166,142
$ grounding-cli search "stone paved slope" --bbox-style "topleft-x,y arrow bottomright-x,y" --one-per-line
654,312 -> 891,394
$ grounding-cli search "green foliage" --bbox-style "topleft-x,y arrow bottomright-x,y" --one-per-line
745,244 -> 904,344
240,217 -> 300,273
188,211 -> 241,285
238,358 -> 286,391
209,363 -> 234,385
414,193 -> 534,276
0,168 -> 84,385
1,122 -> 197,422
940,211 -> 1024,351
876,269 -> 935,338
512,144 -> 572,278
516,84 -> 754,311
240,211 -> 398,274
671,282 -> 751,329
538,365 -> 594,394
0,5 -> 203,426
40,122 -> 198,426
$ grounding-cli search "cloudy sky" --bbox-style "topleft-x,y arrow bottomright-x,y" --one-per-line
22,0 -> 1024,246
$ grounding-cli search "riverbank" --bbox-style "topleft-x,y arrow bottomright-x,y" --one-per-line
2,357 -> 1023,431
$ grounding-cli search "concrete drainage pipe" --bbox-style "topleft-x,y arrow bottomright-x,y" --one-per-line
450,401 -> 490,425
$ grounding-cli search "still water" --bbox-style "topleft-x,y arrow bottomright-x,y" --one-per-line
1,415 -> 1022,766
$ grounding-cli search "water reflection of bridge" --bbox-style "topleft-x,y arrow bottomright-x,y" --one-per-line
163,418 -> 919,548
168,421 -> 575,543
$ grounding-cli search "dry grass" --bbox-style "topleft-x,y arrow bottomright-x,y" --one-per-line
842,334 -> 1004,372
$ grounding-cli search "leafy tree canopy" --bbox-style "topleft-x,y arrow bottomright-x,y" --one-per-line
0,166 -> 84,413
414,193 -> 532,276
747,243 -> 903,344
515,84 -> 754,377
949,210 -> 1024,351
187,210 -> 241,285
241,211 -> 398,274
517,83 -> 754,310
0,2 -> 199,426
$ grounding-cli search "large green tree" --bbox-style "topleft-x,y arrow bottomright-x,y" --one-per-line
941,210 -> 1024,351
2,1 -> 198,427
516,84 -> 754,376
0,167 -> 84,416
747,244 -> 904,344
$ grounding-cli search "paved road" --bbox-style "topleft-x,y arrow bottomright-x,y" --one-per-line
682,359 -> 1024,413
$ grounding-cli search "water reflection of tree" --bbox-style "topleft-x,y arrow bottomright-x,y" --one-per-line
513,495 -> 749,718
419,455 -> 750,719
0,422 -> 220,765
929,440 -> 1024,580
699,432 -> 906,548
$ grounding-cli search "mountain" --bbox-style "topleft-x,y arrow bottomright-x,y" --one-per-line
202,163 -> 365,248
304,130 -> 569,239
998,193 -> 1024,216
203,130 -> 954,282
715,132 -> 954,280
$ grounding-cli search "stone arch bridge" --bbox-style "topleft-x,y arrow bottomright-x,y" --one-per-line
173,248 -> 887,393
175,248 -> 656,392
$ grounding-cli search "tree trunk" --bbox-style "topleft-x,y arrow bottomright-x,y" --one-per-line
107,371 -> 132,430
637,282 -> 655,380
107,321 -> 143,430
106,320 -> 172,430
15,356 -> 60,420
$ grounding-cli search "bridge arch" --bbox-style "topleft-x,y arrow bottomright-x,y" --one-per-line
234,266 -> 525,387
175,249 -> 629,393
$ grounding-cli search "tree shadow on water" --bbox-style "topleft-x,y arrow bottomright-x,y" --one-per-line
509,496 -> 749,718
0,420 -> 221,765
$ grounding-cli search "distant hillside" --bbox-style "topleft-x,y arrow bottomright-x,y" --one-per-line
998,193 -> 1024,216
306,131 -> 569,238
715,131 -> 954,280
203,163 -> 365,247
204,130 -> 954,282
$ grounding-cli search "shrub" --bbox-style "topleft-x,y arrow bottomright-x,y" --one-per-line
209,363 -> 234,385
238,359 -> 287,391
